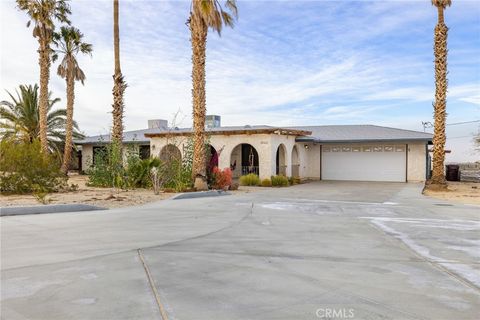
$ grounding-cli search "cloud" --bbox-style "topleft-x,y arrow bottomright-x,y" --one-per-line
1,0 -> 479,161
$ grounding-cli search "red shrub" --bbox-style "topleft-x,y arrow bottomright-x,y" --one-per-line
212,167 -> 232,190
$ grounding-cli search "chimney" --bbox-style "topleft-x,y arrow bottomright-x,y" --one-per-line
206,115 -> 221,128
148,119 -> 168,130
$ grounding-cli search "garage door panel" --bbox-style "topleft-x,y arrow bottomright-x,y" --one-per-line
322,146 -> 406,182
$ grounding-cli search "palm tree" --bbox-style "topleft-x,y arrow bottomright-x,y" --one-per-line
111,0 -> 127,147
188,0 -> 237,190
430,0 -> 451,187
53,26 -> 92,174
16,0 -> 71,154
0,84 -> 84,153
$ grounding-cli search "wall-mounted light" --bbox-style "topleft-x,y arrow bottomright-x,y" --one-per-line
304,144 -> 310,150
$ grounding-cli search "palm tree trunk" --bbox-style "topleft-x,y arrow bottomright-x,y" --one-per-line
61,67 -> 75,174
111,0 -> 126,146
38,40 -> 50,153
190,14 -> 208,191
431,7 -> 448,185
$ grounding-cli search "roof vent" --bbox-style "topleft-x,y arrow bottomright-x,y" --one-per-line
206,115 -> 221,128
148,119 -> 168,129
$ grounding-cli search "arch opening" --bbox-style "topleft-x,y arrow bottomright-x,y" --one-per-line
291,145 -> 300,178
276,144 -> 287,176
230,143 -> 259,178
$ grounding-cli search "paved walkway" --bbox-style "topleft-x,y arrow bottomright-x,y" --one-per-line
1,182 -> 479,319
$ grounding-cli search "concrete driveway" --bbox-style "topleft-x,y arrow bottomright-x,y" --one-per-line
1,182 -> 479,319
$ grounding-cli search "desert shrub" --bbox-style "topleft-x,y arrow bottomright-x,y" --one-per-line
0,139 -> 66,194
239,173 -> 260,186
261,178 -> 272,187
211,167 -> 232,190
86,143 -> 125,188
125,156 -> 162,188
271,175 -> 289,187
288,176 -> 301,185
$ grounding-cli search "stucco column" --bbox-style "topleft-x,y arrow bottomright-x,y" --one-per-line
285,147 -> 292,177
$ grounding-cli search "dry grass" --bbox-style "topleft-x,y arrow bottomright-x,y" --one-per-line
424,181 -> 480,205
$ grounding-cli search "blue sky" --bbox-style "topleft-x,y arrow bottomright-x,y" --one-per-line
1,0 -> 479,161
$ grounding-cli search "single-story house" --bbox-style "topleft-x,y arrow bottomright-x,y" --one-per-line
76,116 -> 433,182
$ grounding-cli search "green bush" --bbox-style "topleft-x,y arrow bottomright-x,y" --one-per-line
239,173 -> 260,186
86,141 -> 194,193
271,175 -> 289,187
125,156 -> 161,189
261,178 -> 272,187
0,139 -> 66,194
86,143 -> 125,188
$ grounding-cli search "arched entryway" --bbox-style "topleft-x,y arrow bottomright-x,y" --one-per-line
230,143 -> 259,178
206,145 -> 218,184
159,144 -> 181,163
276,144 -> 287,176
291,145 -> 300,178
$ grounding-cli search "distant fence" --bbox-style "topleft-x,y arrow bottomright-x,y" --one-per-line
449,162 -> 480,182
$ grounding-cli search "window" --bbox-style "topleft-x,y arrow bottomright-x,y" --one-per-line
92,146 -> 107,165
139,145 -> 150,159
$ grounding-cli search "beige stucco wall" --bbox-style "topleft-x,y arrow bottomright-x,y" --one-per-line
81,145 -> 93,171
80,144 -> 146,172
150,133 -> 307,180
407,142 -> 427,182
82,137 -> 427,182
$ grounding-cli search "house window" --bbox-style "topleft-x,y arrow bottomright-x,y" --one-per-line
92,146 -> 107,165
139,145 -> 150,159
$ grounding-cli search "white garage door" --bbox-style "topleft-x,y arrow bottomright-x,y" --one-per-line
321,145 -> 406,182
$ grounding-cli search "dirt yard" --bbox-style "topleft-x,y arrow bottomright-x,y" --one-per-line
0,175 -> 258,209
424,181 -> 480,205
0,175 -> 174,209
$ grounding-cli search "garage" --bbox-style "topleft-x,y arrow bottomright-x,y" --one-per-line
321,144 -> 407,182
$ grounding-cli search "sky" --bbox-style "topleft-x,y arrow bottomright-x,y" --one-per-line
1,0 -> 479,162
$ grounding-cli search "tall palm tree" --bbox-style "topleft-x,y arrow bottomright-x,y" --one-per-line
111,0 -> 127,147
53,26 -> 92,174
0,84 -> 84,153
16,0 -> 71,154
188,0 -> 237,190
430,0 -> 451,186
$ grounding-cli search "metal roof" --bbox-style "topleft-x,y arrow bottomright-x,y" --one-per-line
291,125 -> 433,143
76,125 -> 310,144
75,128 -> 159,145
76,124 -> 433,145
